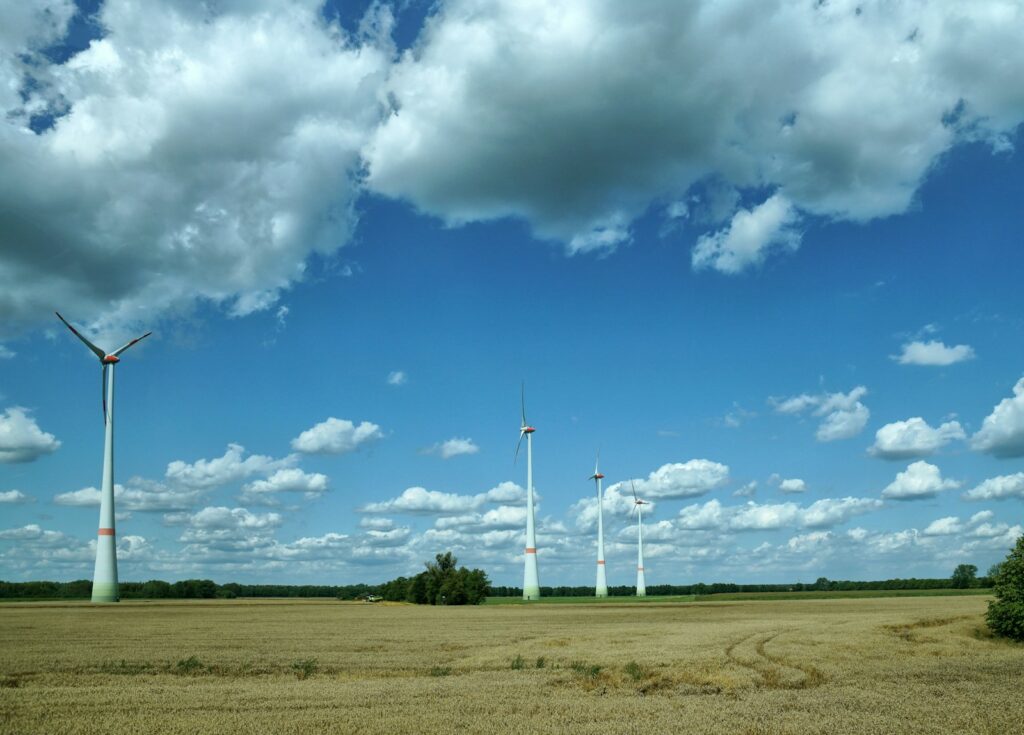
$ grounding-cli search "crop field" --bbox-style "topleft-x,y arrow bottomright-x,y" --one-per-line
1,595 -> 1022,734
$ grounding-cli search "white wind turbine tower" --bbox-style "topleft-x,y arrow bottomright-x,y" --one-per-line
57,312 -> 152,604
515,384 -> 540,600
630,480 -> 650,597
589,452 -> 608,598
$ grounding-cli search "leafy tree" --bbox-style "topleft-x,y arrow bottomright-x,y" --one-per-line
988,562 -> 1004,580
987,536 -> 1024,641
951,564 -> 978,589
814,577 -> 831,591
406,573 -> 428,604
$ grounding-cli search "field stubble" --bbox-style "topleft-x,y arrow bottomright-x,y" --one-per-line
0,596 -> 1021,734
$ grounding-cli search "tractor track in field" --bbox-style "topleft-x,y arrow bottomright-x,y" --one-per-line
724,630 -> 825,690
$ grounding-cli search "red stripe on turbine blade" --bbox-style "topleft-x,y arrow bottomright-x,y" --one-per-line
597,560 -> 605,565
98,528 -> 115,536
637,567 -> 644,571
525,547 -> 537,553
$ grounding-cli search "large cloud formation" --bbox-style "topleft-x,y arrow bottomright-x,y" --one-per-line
0,1 -> 390,340
0,407 -> 61,463
971,378 -> 1024,458
366,0 -> 1024,262
3,1 -> 1024,341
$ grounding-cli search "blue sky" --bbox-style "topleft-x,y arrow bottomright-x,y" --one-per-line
1,0 -> 1023,586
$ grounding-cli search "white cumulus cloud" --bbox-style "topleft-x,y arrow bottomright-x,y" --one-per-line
772,386 -> 870,442
881,460 -> 960,500
922,516 -> 963,536
0,1 -> 390,339
240,468 -> 329,504
54,477 -> 203,512
0,407 -> 61,463
894,340 -> 976,366
423,437 -> 480,459
0,490 -> 32,504
676,496 -> 881,532
778,478 -> 806,494
365,1 -> 1024,268
291,418 -> 383,455
869,417 -> 965,459
165,444 -> 295,490
692,194 -> 801,274
963,472 -> 1024,501
971,378 -> 1024,458
359,483 -> 524,516
634,459 -> 730,499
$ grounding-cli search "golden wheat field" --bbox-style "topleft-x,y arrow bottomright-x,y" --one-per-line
1,596 -> 1022,734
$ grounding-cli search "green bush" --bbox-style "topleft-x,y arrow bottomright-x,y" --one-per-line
174,656 -> 204,674
987,535 -> 1024,641
291,658 -> 318,680
623,661 -> 645,681
510,654 -> 525,670
569,661 -> 601,679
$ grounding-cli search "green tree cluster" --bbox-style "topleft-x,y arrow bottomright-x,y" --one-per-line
377,552 -> 490,605
986,535 -> 1024,641
951,564 -> 978,589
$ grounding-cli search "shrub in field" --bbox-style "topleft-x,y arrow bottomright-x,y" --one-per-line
174,656 -> 204,675
429,666 -> 451,677
569,661 -> 601,680
535,657 -> 546,669
987,535 -> 1024,641
623,661 -> 645,681
510,654 -> 525,670
291,658 -> 318,680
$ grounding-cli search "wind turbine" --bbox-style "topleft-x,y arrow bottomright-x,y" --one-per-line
56,312 -> 152,603
630,480 -> 649,597
589,452 -> 608,598
515,383 -> 540,600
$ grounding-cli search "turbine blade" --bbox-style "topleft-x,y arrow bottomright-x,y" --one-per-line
514,431 -> 525,464
594,450 -> 600,478
112,330 -> 153,357
520,382 -> 527,427
631,480 -> 638,502
101,363 -> 108,424
56,312 -> 106,361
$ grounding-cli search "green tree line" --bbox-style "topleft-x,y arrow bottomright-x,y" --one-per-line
0,552 -> 490,603
0,568 -> 995,601
489,572 -> 999,598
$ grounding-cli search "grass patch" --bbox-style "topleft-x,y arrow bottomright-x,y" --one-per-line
428,666 -> 451,677
535,656 -> 546,669
510,654 -> 525,670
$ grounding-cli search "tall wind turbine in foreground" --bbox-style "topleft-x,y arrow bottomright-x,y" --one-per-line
57,312 -> 152,603
516,384 -> 540,600
630,480 -> 650,597
589,453 -> 608,598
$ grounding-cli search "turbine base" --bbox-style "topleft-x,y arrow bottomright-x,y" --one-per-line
91,581 -> 119,603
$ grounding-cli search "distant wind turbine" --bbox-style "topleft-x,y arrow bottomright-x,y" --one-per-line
630,480 -> 649,597
56,312 -> 152,604
589,452 -> 608,598
515,383 -> 540,600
